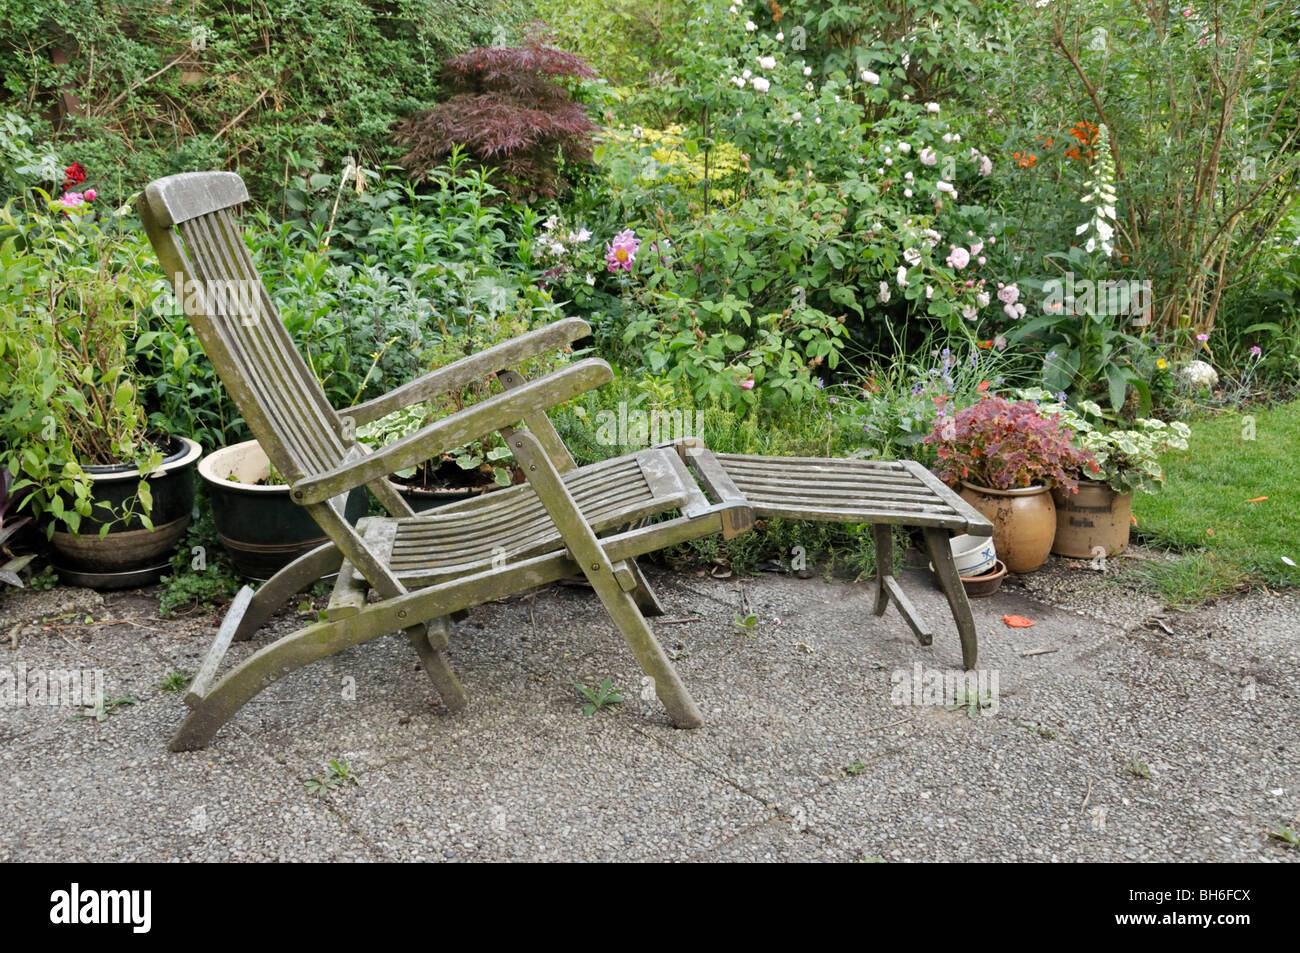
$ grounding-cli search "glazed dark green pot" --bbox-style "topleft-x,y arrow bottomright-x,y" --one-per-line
50,435 -> 202,589
199,440 -> 366,580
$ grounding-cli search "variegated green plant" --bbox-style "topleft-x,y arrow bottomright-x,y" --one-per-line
1018,388 -> 1190,495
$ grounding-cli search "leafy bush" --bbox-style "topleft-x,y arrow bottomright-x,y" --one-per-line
828,337 -> 1025,467
1017,388 -> 1190,495
0,187 -> 164,535
0,0 -> 531,205
395,38 -> 598,200
964,0 -> 1300,339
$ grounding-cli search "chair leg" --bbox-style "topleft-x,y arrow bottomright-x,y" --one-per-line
872,524 -> 892,617
172,612 -> 360,751
404,617 -> 467,712
922,528 -> 979,671
591,577 -> 703,728
624,558 -> 666,617
232,542 -> 343,642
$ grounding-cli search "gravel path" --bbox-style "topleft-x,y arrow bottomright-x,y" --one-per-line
1,550 -> 1296,862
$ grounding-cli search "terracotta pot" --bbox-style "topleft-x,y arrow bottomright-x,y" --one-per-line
1051,480 -> 1132,558
958,482 -> 1056,574
960,559 -> 1008,598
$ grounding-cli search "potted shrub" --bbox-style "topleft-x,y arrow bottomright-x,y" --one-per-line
356,403 -> 519,513
925,395 -> 1097,573
0,179 -> 200,588
198,439 -> 367,580
1019,390 -> 1191,557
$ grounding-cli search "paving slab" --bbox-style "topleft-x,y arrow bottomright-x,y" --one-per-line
0,553 -> 1296,863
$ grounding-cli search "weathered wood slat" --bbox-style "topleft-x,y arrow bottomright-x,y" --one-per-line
739,491 -> 956,512
185,585 -> 253,708
390,483 -> 653,549
717,452 -> 908,471
390,493 -> 685,568
728,480 -> 941,501
903,461 -> 995,536
718,455 -> 917,475
346,317 -> 593,426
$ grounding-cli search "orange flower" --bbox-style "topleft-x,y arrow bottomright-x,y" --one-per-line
1012,151 -> 1038,168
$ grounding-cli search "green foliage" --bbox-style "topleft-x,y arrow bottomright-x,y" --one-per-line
157,503 -> 242,617
27,564 -> 57,591
1008,245 -> 1154,415
829,335 -> 1025,467
575,677 -> 624,715
1016,389 -> 1191,495
0,190 -> 164,535
1268,825 -> 1300,849
531,0 -> 696,91
0,0 -> 532,206
964,0 -> 1300,339
0,111 -> 62,202
305,758 -> 359,795
161,671 -> 192,694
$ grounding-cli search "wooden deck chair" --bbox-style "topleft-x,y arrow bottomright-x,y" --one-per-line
139,171 -> 755,750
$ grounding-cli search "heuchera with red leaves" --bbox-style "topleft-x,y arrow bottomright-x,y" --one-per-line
394,35 -> 597,200
925,395 -> 1098,491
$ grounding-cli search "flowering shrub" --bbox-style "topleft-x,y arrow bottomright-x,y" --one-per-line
585,0 -> 1016,361
0,178 -> 165,534
925,395 -> 1097,491
596,124 -> 749,211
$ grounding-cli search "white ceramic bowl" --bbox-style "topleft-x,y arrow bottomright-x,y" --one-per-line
949,534 -> 997,577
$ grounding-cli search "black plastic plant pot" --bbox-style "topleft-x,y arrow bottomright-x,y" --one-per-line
50,435 -> 202,590
199,440 -> 366,581
384,478 -> 480,513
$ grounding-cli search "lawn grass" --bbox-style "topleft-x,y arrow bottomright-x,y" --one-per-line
1132,399 -> 1300,605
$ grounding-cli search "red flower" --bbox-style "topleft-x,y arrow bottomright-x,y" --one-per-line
976,381 -> 990,393
63,162 -> 87,188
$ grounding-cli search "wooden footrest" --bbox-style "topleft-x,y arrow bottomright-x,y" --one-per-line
710,453 -> 993,535
692,451 -> 986,670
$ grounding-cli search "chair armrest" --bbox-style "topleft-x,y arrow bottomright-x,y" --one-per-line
292,358 -> 612,504
345,316 -> 593,426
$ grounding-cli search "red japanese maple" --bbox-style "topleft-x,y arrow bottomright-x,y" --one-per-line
394,37 -> 597,200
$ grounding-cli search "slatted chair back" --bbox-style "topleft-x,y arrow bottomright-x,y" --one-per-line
137,172 -> 351,488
